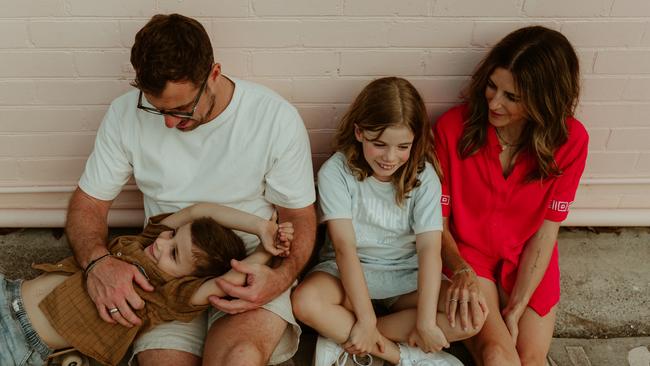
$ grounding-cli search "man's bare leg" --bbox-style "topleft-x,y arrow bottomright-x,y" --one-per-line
138,349 -> 201,366
203,308 -> 287,366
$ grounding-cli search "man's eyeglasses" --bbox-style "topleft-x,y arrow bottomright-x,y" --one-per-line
137,76 -> 208,120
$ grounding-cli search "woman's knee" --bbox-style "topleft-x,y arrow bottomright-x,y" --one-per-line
479,341 -> 521,366
518,347 -> 548,366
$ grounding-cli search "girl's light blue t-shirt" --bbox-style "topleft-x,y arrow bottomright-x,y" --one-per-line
317,152 -> 443,270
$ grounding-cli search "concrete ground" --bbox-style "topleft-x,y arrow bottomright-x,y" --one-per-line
1,226 -> 649,365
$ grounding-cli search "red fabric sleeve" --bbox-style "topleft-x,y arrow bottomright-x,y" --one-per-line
433,107 -> 463,218
545,119 -> 589,222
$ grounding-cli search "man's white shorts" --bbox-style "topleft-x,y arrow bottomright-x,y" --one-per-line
129,286 -> 300,365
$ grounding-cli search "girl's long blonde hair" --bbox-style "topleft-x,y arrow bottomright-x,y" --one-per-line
334,77 -> 439,205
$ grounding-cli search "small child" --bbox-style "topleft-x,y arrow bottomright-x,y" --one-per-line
0,203 -> 292,366
292,77 -> 482,366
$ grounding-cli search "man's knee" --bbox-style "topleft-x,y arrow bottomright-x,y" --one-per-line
137,349 -> 201,366
207,340 -> 266,366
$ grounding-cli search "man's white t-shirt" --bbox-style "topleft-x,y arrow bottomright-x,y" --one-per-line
80,77 -> 316,251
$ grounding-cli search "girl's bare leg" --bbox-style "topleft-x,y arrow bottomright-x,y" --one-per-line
292,272 -> 401,364
377,280 -> 484,344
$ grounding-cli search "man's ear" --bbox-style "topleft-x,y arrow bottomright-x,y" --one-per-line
210,63 -> 222,81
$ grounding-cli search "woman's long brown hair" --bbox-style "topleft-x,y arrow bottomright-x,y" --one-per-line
459,26 -> 580,180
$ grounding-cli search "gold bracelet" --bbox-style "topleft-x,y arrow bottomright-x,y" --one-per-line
452,267 -> 474,277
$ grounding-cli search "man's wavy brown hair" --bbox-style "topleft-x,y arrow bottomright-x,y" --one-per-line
334,77 -> 440,206
130,14 -> 213,97
459,26 -> 580,180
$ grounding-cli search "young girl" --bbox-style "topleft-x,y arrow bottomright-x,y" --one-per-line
434,26 -> 589,365
0,203 -> 292,366
292,77 -> 482,366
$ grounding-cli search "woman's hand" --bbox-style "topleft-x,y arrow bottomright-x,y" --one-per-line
446,268 -> 489,331
408,322 -> 449,353
502,301 -> 526,343
343,319 -> 385,355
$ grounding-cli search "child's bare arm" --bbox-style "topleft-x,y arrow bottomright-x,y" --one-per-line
190,246 -> 272,305
160,203 -> 266,233
161,203 -> 288,256
409,230 -> 449,352
328,219 -> 385,355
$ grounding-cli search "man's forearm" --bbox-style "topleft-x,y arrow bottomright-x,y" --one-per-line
65,188 -> 112,268
274,204 -> 317,288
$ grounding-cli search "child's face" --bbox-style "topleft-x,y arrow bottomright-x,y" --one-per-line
143,223 -> 199,278
355,125 -> 414,182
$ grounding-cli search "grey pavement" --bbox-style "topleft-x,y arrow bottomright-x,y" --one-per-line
1,226 -> 649,366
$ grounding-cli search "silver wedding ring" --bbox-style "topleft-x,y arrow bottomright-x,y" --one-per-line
109,307 -> 120,314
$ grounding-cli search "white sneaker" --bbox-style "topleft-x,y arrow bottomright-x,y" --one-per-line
314,336 -> 345,366
398,343 -> 463,366
313,336 -> 382,366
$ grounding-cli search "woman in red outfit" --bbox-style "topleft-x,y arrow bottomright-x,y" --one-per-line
433,26 -> 588,365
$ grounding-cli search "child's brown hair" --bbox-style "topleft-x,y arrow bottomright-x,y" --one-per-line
190,217 -> 247,277
334,76 -> 440,206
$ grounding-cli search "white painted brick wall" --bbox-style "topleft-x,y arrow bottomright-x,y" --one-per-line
0,0 -> 649,224
253,0 -> 340,16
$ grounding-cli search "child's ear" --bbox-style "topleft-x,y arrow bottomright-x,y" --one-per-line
354,124 -> 364,142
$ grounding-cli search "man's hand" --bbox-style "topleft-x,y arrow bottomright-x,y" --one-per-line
209,259 -> 285,314
86,256 -> 154,327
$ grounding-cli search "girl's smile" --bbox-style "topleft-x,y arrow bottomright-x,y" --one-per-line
355,125 -> 414,182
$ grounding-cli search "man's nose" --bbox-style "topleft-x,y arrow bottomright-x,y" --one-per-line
163,115 -> 182,128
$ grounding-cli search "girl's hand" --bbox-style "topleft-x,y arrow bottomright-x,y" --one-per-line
408,323 -> 449,353
343,320 -> 385,355
502,301 -> 526,343
275,222 -> 293,257
446,267 -> 489,331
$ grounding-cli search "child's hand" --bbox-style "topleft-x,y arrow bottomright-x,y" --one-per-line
259,211 -> 293,257
343,319 -> 385,355
408,323 -> 449,353
275,222 -> 293,257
